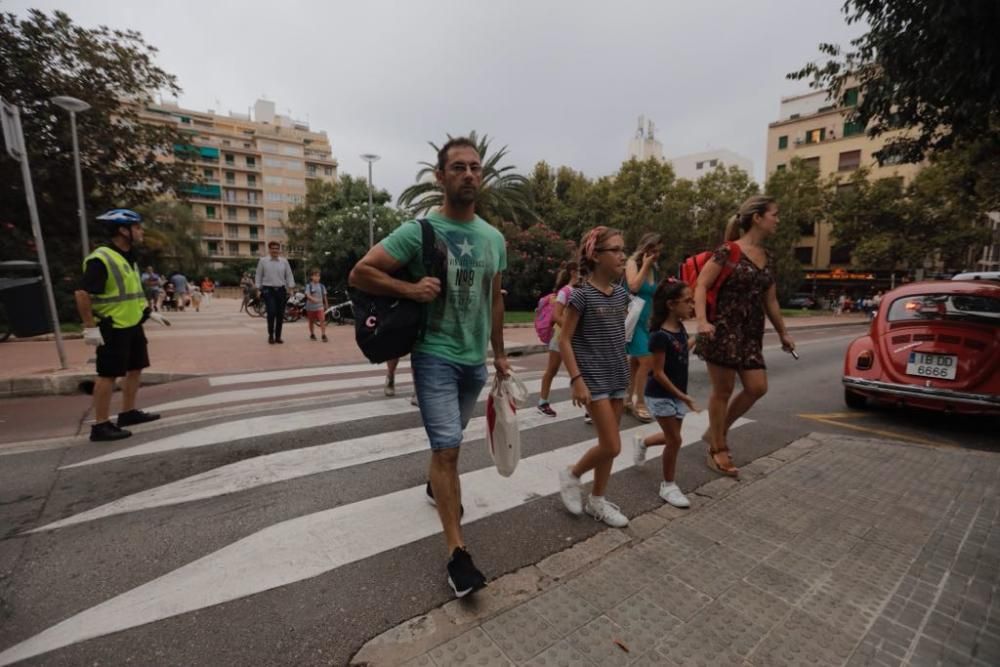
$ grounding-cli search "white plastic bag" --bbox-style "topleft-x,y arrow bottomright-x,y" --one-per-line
624,296 -> 646,343
486,372 -> 528,477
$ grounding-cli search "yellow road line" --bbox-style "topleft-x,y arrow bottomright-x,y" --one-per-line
797,413 -> 959,448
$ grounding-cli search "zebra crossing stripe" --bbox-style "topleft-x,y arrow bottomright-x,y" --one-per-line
34,398 -> 582,533
61,376 -> 567,469
208,362 -> 407,387
0,414 -> 749,667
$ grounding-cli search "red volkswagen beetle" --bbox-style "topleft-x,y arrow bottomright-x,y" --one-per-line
842,280 -> 1000,414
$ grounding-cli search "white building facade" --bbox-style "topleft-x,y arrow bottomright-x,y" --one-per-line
667,149 -> 754,181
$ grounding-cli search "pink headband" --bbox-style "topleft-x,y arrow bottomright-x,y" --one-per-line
582,226 -> 608,260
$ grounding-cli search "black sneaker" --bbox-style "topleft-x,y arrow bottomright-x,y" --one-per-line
90,420 -> 132,442
275,338 -> 284,344
447,547 -> 486,598
117,409 -> 161,427
425,481 -> 465,518
310,334 -> 316,341
268,335 -> 275,344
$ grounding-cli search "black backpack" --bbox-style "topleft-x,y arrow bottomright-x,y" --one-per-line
351,219 -> 443,363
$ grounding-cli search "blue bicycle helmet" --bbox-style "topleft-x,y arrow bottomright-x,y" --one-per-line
96,209 -> 142,225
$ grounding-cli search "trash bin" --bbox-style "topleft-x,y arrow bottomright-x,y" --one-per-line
0,276 -> 51,337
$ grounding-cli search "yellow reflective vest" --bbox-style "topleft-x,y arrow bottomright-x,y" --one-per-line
83,247 -> 146,328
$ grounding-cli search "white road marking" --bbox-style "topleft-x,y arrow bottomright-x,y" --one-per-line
208,362 -> 404,386
0,414 -> 748,666
62,377 -> 568,468
35,398 -> 584,533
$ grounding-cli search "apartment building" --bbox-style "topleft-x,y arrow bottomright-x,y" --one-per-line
667,148 -> 753,181
138,99 -> 337,261
765,87 -> 922,280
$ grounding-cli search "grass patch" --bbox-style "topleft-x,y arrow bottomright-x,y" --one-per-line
504,310 -> 535,325
780,308 -> 826,317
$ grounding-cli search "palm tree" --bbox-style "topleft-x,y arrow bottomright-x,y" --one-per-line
397,131 -> 538,226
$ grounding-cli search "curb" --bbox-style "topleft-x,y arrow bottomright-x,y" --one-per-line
349,435 -> 825,667
0,371 -> 197,399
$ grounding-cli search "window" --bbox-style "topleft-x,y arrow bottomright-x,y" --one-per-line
247,175 -> 257,187
696,161 -> 704,170
264,175 -> 283,186
778,135 -> 788,150
818,104 -> 836,113
226,224 -> 239,238
226,206 -> 238,220
266,209 -> 283,221
709,159 -> 718,167
264,157 -> 283,168
798,219 -> 815,235
202,168 -> 213,178
324,166 -> 334,176
246,157 -> 256,168
306,166 -> 318,177
249,226 -> 259,239
227,242 -> 239,256
805,128 -> 825,144
838,150 -> 862,172
266,192 -> 282,202
250,242 -> 260,254
775,164 -> 786,172
794,247 -> 813,264
247,192 -> 260,204
222,140 -> 231,146
207,241 -> 219,255
258,141 -> 278,153
830,245 -> 853,264
224,153 -> 234,165
225,172 -> 236,184
279,145 -> 304,157
789,113 -> 800,119
802,156 -> 821,171
843,120 -> 864,137
844,87 -> 859,107
248,209 -> 258,221
205,205 -> 216,219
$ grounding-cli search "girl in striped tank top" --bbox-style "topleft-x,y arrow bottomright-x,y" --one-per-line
557,226 -> 631,528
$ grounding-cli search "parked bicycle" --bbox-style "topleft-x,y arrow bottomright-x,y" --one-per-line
241,285 -> 265,318
284,290 -> 306,322
325,289 -> 354,325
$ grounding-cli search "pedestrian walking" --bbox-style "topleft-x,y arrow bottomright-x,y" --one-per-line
200,276 -> 215,307
625,233 -> 662,423
255,241 -> 295,344
75,209 -> 163,441
557,226 -> 631,528
537,262 -> 577,417
633,278 -> 698,508
304,269 -> 329,342
695,196 -> 795,477
141,266 -> 163,312
349,137 -> 511,598
169,271 -> 191,311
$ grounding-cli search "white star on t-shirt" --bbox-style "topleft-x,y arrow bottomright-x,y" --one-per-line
457,238 -> 475,257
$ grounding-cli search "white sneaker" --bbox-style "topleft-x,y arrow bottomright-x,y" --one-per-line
410,394 -> 419,407
558,468 -> 583,515
633,433 -> 647,466
384,376 -> 395,397
585,496 -> 629,527
659,482 -> 691,509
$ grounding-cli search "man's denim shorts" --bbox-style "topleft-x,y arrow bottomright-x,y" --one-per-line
411,352 -> 488,450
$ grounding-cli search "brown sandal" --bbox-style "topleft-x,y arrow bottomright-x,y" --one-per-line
703,431 -> 739,477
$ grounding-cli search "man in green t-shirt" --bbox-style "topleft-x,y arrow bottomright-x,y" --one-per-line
350,137 -> 511,598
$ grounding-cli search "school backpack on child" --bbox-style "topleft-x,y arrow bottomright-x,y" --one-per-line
534,292 -> 557,344
351,219 -> 443,363
679,242 -> 741,322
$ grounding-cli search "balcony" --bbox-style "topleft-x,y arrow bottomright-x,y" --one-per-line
223,194 -> 264,206
181,183 -> 222,200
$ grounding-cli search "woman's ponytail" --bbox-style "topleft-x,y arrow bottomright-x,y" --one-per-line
724,214 -> 742,242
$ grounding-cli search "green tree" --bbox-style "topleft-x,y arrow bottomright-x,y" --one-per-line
0,9 -> 192,281
137,200 -> 206,275
311,205 -> 407,291
498,221 -> 576,310
397,131 -> 538,226
764,159 -> 830,300
687,166 -> 760,259
790,1 -> 1000,164
285,175 -> 391,262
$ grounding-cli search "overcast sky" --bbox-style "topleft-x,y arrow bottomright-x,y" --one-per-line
11,0 -> 862,199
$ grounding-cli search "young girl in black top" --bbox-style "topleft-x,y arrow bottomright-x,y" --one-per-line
633,278 -> 699,508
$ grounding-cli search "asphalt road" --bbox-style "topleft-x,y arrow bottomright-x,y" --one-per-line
0,324 -> 995,667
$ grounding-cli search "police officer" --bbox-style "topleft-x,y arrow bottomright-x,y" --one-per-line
74,209 -> 165,442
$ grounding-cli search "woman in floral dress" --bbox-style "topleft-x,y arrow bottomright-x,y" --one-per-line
694,196 -> 796,477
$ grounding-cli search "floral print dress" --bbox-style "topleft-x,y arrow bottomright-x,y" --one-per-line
696,244 -> 774,370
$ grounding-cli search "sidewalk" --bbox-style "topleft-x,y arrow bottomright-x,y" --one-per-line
0,299 -> 869,397
353,434 -> 999,667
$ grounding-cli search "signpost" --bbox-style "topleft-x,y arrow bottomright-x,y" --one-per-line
1,96 -> 68,369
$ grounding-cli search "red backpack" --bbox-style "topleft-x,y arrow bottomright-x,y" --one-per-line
680,242 -> 741,322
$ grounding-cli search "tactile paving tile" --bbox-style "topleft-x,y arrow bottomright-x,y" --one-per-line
670,555 -> 742,598
728,513 -> 796,545
482,605 -> 563,664
636,574 -> 713,622
742,563 -> 811,605
607,593 -> 680,648
565,615 -> 635,667
699,544 -> 756,577
675,514 -> 736,543
627,649 -> 678,666
525,585 -> 602,638
566,552 -> 661,610
662,524 -> 718,554
763,547 -> 834,584
716,580 -> 792,630
427,627 -> 514,667
399,654 -> 436,667
630,536 -> 695,572
722,528 -> 781,562
799,587 -> 879,640
689,602 -> 770,658
655,622 -> 746,666
749,611 -> 858,666
520,639 -> 597,667
786,529 -> 863,567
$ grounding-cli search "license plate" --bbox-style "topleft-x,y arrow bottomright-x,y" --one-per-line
906,352 -> 957,380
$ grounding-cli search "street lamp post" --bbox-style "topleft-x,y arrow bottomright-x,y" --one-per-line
360,153 -> 380,248
51,96 -> 92,262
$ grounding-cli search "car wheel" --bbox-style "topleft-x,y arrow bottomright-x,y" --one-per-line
844,388 -> 868,410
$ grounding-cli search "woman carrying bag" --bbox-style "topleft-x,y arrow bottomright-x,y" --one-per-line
624,233 -> 662,423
